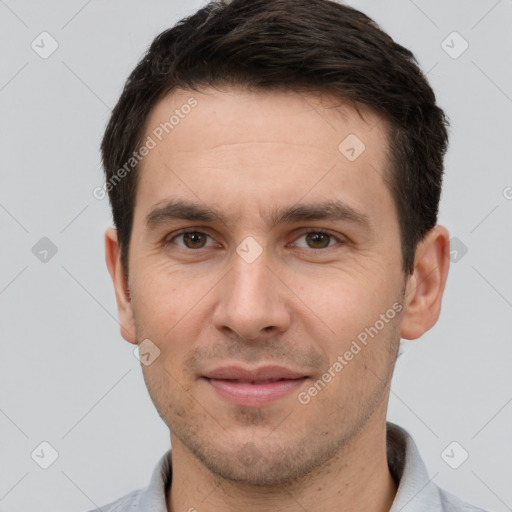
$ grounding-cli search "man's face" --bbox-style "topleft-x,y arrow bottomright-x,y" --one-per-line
123,87 -> 408,484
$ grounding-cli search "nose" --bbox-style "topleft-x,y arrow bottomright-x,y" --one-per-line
212,248 -> 292,342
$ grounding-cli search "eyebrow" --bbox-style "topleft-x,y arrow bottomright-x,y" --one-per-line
145,198 -> 373,233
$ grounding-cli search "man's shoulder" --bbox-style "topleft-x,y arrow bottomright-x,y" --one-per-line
86,488 -> 143,512
438,486 -> 489,512
85,449 -> 171,512
387,422 -> 489,512
84,483 -> 490,512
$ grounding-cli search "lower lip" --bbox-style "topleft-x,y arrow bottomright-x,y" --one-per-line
204,377 -> 308,407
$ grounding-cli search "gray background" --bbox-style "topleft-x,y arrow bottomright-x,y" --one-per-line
1,0 -> 511,510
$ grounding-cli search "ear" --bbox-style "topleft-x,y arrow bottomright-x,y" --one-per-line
400,225 -> 450,340
104,227 -> 138,344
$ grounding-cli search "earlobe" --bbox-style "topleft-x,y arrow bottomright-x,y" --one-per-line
400,225 -> 450,340
104,227 -> 138,344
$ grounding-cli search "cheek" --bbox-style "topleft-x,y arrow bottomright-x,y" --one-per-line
293,269 -> 393,336
129,261 -> 219,359
131,258 -> 208,316
293,271 -> 402,394
133,270 -> 191,375
318,312 -> 400,414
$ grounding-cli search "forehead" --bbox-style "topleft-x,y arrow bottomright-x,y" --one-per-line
134,86 -> 394,228
144,86 -> 388,154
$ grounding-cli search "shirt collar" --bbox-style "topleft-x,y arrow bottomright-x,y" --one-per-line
134,422 -> 442,511
386,421 -> 443,511
135,448 -> 172,511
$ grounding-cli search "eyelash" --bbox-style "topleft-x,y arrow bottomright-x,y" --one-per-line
164,228 -> 346,251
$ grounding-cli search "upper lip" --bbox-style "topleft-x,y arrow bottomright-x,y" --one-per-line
203,365 -> 307,381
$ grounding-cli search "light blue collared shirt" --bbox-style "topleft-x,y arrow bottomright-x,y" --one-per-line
87,422 -> 488,511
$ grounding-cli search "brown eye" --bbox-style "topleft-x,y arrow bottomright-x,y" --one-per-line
304,232 -> 333,249
182,232 -> 208,249
167,231 -> 213,249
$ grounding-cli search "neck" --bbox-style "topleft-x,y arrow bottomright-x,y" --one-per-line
167,411 -> 397,512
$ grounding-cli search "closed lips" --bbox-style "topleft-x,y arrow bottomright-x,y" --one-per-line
211,377 -> 307,384
203,365 -> 308,382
